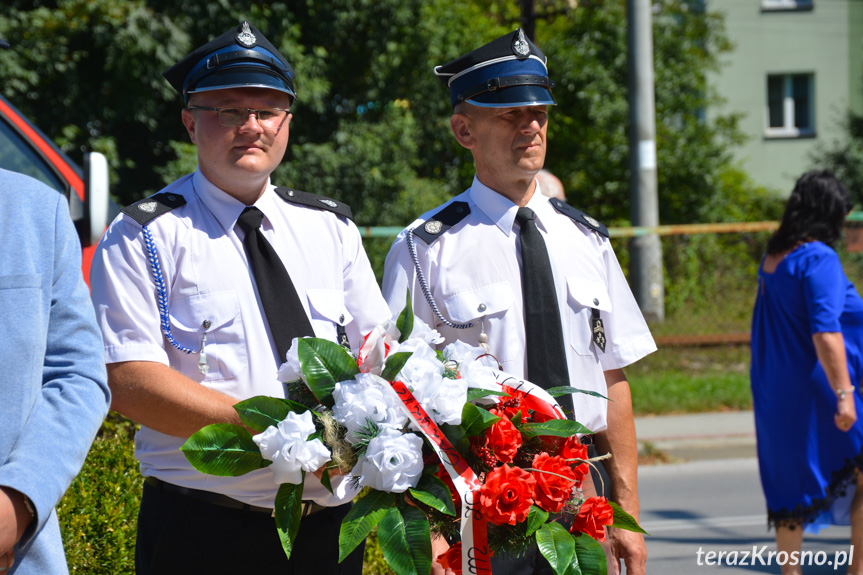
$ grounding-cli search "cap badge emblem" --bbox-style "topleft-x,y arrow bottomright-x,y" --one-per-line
424,220 -> 443,235
236,22 -> 257,48
584,215 -> 600,229
138,201 -> 158,213
512,28 -> 530,57
319,199 -> 338,208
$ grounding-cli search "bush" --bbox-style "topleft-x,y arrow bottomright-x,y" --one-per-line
57,416 -> 140,574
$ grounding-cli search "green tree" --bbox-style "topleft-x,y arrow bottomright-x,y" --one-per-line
810,112 -> 863,207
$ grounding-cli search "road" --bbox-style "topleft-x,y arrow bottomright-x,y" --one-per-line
637,457 -> 855,574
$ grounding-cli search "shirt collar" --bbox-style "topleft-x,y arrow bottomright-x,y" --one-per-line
192,170 -> 276,234
467,174 -> 553,236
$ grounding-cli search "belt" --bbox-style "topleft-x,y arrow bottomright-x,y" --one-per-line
145,476 -> 326,517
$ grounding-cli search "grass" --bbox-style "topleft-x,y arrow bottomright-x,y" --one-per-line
627,344 -> 752,415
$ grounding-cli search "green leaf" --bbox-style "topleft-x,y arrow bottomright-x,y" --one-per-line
466,387 -> 509,403
545,386 -> 610,401
573,533 -> 607,574
537,522 -> 577,575
440,423 -> 470,456
381,351 -> 414,382
396,289 -> 414,344
377,506 -> 431,575
460,403 -> 500,437
409,473 -> 456,516
274,481 -> 305,560
609,501 -> 649,534
520,419 -> 593,439
233,396 -> 308,433
180,423 -> 269,476
339,490 -> 397,562
320,467 -> 334,495
525,505 -> 549,537
297,338 -> 360,407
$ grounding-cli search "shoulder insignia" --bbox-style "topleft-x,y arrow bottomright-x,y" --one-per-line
274,187 -> 353,221
413,201 -> 471,245
549,198 -> 609,238
122,192 -> 187,226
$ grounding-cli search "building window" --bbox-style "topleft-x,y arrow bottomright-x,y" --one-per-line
765,73 -> 814,138
761,0 -> 813,11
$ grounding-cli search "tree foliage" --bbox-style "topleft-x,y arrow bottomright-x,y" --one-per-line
810,112 -> 863,208
0,0 -> 758,228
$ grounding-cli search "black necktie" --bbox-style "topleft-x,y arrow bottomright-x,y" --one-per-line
515,207 -> 574,417
237,207 -> 313,362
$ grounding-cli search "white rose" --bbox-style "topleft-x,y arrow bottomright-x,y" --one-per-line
396,342 -> 444,404
443,340 -> 489,366
332,373 -> 408,442
277,337 -> 303,382
427,376 -> 468,425
253,411 -> 331,485
407,316 -> 444,345
352,429 -> 424,493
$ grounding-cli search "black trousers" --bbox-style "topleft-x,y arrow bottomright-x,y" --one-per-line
490,445 -> 611,575
136,480 -> 364,575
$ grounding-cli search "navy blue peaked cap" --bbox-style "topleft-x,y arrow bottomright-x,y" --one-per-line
163,21 -> 296,103
434,28 -> 555,108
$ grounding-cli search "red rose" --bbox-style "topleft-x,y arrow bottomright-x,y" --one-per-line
569,496 -> 614,542
436,542 -> 462,574
531,452 -> 577,513
485,409 -> 522,463
479,464 -> 536,525
558,436 -> 590,487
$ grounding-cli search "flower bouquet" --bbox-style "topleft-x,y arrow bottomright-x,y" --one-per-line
181,297 -> 646,575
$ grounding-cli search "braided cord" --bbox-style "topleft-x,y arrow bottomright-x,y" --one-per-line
142,225 -> 195,354
406,226 -> 473,330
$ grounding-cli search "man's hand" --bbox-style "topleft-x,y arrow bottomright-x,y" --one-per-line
430,536 -> 456,575
608,527 -> 647,575
0,487 -> 33,556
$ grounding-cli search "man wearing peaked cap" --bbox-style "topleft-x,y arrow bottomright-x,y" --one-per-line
383,28 -> 655,575
89,21 -> 389,574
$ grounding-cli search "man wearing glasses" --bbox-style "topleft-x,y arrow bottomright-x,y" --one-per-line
89,21 -> 389,574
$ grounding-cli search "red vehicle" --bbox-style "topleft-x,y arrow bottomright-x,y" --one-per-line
0,94 -> 112,284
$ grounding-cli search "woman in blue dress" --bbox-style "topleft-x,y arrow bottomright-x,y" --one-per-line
751,170 -> 863,574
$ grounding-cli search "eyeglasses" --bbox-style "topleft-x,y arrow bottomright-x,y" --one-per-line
187,106 -> 289,128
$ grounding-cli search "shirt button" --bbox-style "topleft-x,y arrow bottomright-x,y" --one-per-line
202,319 -> 211,330
593,298 -> 600,306
477,303 -> 487,313
339,314 -> 345,323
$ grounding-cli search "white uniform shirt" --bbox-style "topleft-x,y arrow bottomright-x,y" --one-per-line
90,170 -> 391,507
382,176 -> 656,432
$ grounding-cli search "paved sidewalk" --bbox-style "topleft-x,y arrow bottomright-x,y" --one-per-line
634,410 -> 756,461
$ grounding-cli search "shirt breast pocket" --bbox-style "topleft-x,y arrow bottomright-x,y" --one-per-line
566,277 -> 612,356
307,288 -> 352,342
168,291 -> 245,381
442,282 -> 523,368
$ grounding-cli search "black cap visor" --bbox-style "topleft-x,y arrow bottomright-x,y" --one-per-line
466,84 -> 556,108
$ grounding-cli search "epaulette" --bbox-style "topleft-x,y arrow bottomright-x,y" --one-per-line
413,201 -> 471,245
274,187 -> 353,221
122,192 -> 187,226
549,197 -> 609,238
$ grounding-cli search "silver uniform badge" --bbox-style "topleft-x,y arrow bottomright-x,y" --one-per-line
236,22 -> 257,48
138,201 -> 158,213
424,220 -> 443,235
512,29 -> 530,57
319,199 -> 338,208
584,215 -> 600,229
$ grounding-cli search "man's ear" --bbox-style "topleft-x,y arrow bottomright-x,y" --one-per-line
450,113 -> 475,150
181,108 -> 197,144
